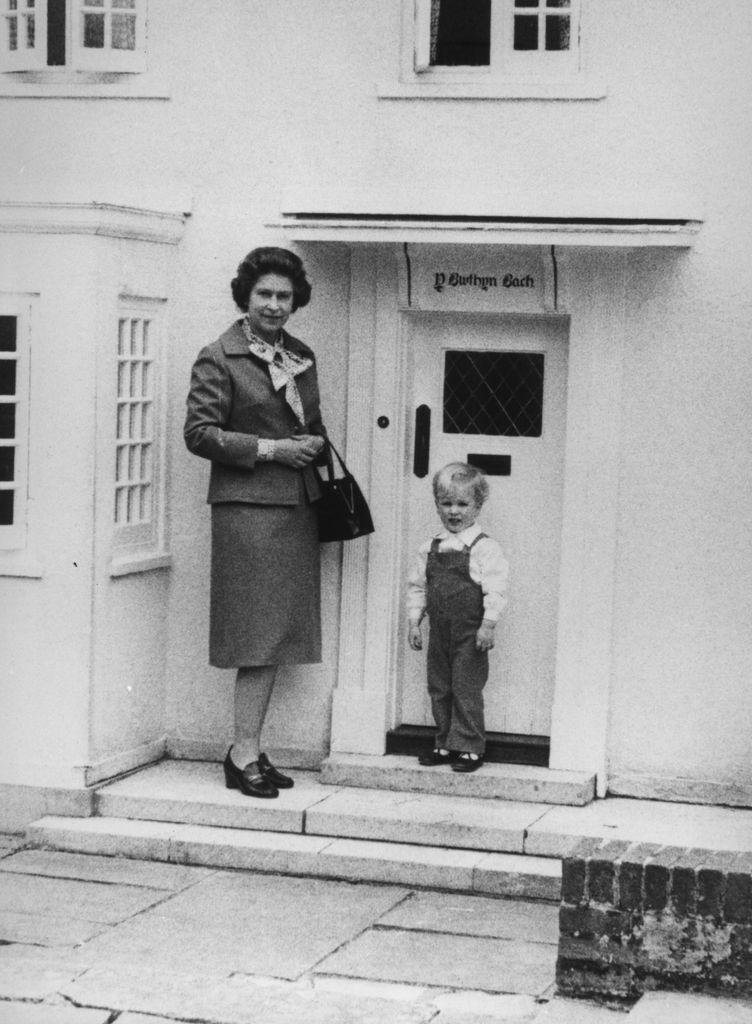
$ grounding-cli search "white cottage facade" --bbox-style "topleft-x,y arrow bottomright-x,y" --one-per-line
1,0 -> 751,827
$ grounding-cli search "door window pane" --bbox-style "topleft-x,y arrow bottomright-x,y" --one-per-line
443,350 -> 545,436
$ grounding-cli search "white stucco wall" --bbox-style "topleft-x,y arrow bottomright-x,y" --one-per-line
1,1 -> 751,796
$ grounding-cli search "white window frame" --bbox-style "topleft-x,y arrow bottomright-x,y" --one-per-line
415,0 -> 580,79
0,295 -> 32,552
2,0 -> 47,71
111,297 -> 167,569
384,0 -> 603,100
1,0 -> 146,74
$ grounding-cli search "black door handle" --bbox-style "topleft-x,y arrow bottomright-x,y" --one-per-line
413,404 -> 431,478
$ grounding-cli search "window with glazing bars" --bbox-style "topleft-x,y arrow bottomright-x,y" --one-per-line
513,0 -> 572,53
413,0 -> 579,75
0,315 -> 18,527
443,350 -> 545,437
2,0 -> 145,71
115,315 -> 154,526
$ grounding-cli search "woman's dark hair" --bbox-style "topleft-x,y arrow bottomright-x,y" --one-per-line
231,247 -> 312,312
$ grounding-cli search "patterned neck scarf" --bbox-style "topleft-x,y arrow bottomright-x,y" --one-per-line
241,316 -> 312,426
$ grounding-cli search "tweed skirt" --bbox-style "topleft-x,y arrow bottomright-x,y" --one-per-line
209,499 -> 321,669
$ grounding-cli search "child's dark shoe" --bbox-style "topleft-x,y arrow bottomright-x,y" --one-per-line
418,748 -> 456,766
451,752 -> 484,773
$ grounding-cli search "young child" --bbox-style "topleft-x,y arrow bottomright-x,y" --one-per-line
407,462 -> 508,773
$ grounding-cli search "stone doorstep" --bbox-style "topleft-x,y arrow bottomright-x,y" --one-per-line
92,759 -> 554,858
24,816 -> 563,901
321,753 -> 597,807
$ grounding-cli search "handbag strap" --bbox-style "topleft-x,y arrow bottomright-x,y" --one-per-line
322,438 -> 352,482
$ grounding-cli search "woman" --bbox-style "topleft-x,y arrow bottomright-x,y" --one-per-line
185,247 -> 326,799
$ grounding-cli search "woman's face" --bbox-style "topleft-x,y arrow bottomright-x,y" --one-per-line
246,273 -> 294,341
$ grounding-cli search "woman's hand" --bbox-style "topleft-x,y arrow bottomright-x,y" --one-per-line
273,435 -> 325,468
408,623 -> 423,651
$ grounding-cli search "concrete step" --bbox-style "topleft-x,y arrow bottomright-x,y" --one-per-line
25,815 -> 562,900
321,753 -> 596,806
91,759 -> 556,856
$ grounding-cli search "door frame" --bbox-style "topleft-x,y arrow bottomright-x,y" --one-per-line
329,244 -> 627,796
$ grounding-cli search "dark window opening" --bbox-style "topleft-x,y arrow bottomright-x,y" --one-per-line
47,0 -> 66,64
443,350 -> 545,437
0,361 -> 16,395
432,0 -> 491,67
0,447 -> 14,483
0,316 -> 17,352
0,404 -> 16,440
0,490 -> 14,526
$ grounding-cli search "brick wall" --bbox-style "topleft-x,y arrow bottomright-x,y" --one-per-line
557,839 -> 752,1001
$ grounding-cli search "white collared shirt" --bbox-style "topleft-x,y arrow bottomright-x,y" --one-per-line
407,523 -> 509,624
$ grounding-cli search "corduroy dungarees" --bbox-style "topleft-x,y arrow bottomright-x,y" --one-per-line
425,534 -> 489,754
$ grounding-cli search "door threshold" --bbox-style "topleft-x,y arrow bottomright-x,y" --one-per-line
386,725 -> 549,767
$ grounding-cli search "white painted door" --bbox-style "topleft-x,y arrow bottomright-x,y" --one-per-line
399,313 -> 568,737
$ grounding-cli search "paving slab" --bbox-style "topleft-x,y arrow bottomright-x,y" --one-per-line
0,871 -> 168,924
322,754 -> 595,806
0,910 -> 107,947
378,891 -> 560,943
0,1005 -> 110,1024
0,948 -> 85,1001
0,849 -> 213,891
306,785 -> 550,853
431,991 -> 540,1022
97,760 -> 337,834
526,797 -> 752,857
63,965 -> 435,1024
532,996 -> 627,1022
314,928 -> 557,996
627,991 -> 752,1023
61,871 -> 407,981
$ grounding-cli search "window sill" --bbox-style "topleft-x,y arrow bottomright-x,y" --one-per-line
0,549 -> 43,578
377,76 -> 606,101
109,551 -> 172,578
0,72 -> 170,100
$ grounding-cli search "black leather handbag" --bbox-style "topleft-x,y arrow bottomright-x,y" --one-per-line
317,439 -> 375,543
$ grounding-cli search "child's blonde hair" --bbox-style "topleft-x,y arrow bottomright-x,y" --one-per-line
432,462 -> 489,506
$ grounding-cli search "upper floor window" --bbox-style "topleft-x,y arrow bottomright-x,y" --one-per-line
2,0 -> 146,73
414,0 -> 581,79
0,299 -> 31,551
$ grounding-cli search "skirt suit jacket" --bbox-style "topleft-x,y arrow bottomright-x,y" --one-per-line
184,319 -> 326,668
184,319 -> 325,506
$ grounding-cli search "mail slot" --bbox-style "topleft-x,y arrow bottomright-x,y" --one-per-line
467,454 -> 511,476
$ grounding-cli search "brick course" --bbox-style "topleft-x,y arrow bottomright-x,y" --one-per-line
557,839 -> 752,1002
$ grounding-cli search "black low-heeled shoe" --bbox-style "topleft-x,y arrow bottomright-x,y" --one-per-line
418,748 -> 456,766
451,752 -> 484,773
258,751 -> 294,789
223,748 -> 278,798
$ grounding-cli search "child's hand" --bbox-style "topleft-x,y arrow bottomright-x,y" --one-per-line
476,619 -> 496,652
408,623 -> 423,651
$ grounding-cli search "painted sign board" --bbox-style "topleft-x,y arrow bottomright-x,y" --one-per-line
398,244 -> 555,313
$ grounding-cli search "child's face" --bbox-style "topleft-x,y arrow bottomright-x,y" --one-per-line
435,484 -> 482,534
